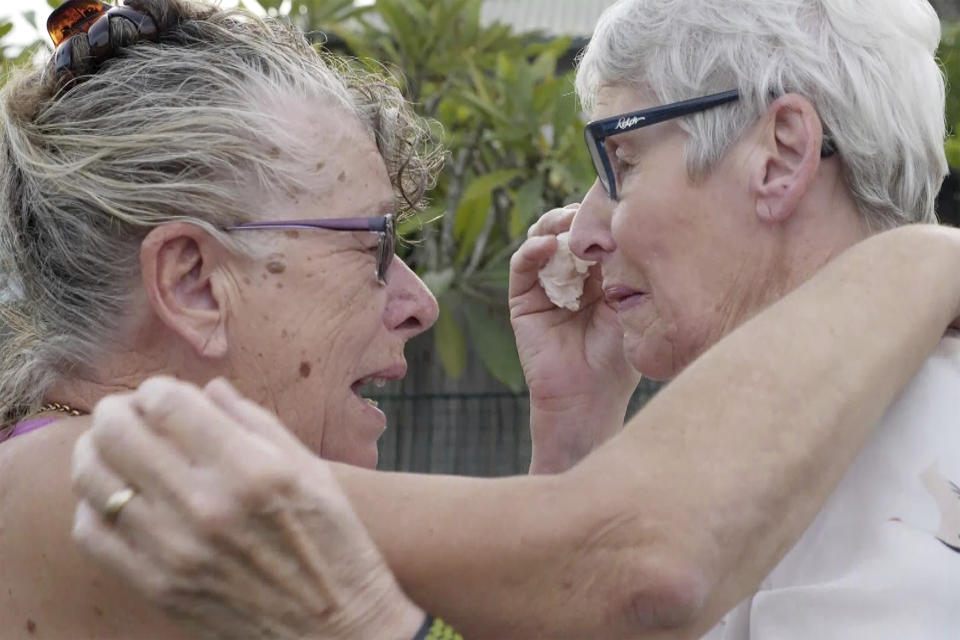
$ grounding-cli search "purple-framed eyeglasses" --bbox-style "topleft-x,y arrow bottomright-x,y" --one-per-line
226,215 -> 395,285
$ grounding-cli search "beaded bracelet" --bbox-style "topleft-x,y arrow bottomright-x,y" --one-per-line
412,614 -> 463,640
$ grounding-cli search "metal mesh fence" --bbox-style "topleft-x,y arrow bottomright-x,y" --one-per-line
375,378 -> 663,475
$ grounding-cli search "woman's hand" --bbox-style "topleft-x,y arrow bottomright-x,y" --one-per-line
71,377 -> 424,640
510,204 -> 641,473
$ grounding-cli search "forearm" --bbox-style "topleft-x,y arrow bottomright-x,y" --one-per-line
337,225 -> 960,638
528,390 -> 633,474
576,224 -> 960,634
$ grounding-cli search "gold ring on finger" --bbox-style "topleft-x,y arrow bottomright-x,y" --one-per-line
103,486 -> 137,523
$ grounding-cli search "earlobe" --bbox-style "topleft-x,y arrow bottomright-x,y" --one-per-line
752,94 -> 824,224
140,224 -> 229,359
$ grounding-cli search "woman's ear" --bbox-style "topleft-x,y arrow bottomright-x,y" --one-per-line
140,223 -> 230,358
750,93 -> 826,224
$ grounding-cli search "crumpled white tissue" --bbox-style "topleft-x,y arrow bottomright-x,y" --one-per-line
537,231 -> 595,311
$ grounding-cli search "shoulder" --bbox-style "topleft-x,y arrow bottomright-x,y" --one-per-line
0,418 -> 187,640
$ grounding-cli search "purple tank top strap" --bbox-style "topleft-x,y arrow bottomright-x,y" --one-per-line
8,417 -> 59,439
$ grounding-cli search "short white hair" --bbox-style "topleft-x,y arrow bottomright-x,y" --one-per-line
576,0 -> 946,230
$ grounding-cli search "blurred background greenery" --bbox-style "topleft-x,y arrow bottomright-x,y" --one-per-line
2,0 -> 959,430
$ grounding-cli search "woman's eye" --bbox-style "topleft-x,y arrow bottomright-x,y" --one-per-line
614,154 -> 639,182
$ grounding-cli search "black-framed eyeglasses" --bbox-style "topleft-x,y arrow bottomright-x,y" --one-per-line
226,215 -> 396,286
584,89 -> 741,201
584,89 -> 837,201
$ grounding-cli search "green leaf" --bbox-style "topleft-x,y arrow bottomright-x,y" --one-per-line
257,0 -> 284,13
453,190 -> 491,263
0,23 -> 12,40
421,267 -> 455,298
460,169 -> 523,203
946,136 -> 960,168
509,177 -> 544,239
451,169 -> 522,263
462,299 -> 524,391
455,90 -> 512,125
434,299 -> 466,379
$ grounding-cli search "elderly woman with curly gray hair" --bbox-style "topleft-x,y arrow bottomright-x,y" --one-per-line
3,0 -> 960,639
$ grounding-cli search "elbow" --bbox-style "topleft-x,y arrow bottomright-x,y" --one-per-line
614,553 -> 711,636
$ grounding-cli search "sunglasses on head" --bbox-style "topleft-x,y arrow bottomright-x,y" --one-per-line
46,0 -> 158,76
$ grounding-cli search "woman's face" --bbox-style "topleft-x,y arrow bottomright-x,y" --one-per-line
570,84 -> 783,380
222,113 -> 437,468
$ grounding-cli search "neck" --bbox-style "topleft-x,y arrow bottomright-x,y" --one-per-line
45,331 -> 217,413
775,173 -> 872,295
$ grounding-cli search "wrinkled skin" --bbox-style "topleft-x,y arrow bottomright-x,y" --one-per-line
509,197 -> 640,473
71,377 -> 424,640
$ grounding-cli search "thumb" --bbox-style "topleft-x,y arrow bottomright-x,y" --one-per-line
509,234 -> 558,300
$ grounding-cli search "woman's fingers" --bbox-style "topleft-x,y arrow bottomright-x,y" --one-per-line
509,234 -> 558,304
72,500 -> 164,590
527,204 -> 579,238
84,392 -> 196,497
129,376 -> 249,464
72,431 -> 155,530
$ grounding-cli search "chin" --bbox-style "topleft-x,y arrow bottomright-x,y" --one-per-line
623,333 -> 686,381
338,446 -> 379,469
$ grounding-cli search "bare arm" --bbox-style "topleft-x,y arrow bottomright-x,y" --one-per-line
334,224 -> 960,638
72,224 -> 960,640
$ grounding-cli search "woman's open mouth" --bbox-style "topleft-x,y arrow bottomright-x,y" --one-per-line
351,376 -> 388,409
349,363 -> 406,414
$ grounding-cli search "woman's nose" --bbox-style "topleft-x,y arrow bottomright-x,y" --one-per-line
384,259 -> 439,338
569,180 -> 616,262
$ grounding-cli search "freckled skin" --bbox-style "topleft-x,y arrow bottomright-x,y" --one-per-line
221,107 -> 437,467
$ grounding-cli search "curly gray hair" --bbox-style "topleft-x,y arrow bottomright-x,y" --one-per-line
0,0 -> 443,432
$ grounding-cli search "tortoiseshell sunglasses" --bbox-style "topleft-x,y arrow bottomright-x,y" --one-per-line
47,0 -> 158,75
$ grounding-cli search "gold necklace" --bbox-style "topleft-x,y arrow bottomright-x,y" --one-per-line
39,402 -> 86,416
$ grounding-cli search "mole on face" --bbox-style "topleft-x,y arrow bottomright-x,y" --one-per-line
299,361 -> 312,378
337,170 -> 346,182
266,261 -> 286,274
284,230 -> 300,239
26,619 -> 36,634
